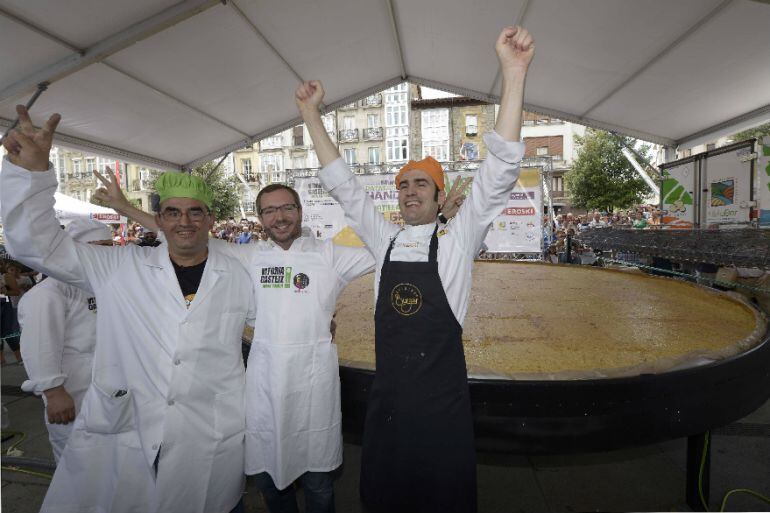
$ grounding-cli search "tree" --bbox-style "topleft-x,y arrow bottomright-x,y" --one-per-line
565,129 -> 653,212
731,122 -> 770,144
151,162 -> 240,221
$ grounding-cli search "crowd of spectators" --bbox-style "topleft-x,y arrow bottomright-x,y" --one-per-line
114,219 -> 270,246
544,204 -> 663,264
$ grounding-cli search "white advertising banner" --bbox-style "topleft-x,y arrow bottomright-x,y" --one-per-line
759,136 -> 770,227
480,167 -> 542,253
294,177 -> 347,240
660,161 -> 696,228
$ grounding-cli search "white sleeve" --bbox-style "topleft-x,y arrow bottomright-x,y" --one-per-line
0,158 -> 124,292
332,245 -> 376,284
319,158 -> 399,257
18,287 -> 67,394
452,131 -> 525,254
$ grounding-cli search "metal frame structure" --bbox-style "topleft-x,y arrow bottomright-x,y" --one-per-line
2,0 -> 767,172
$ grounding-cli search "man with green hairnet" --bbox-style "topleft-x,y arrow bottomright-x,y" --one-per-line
0,105 -> 255,513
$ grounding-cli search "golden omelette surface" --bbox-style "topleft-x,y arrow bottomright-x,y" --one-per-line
333,262 -> 764,379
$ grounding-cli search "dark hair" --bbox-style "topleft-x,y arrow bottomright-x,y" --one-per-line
257,184 -> 302,215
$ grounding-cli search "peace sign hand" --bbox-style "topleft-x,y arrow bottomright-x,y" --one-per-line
93,167 -> 130,210
2,105 -> 60,171
441,176 -> 473,220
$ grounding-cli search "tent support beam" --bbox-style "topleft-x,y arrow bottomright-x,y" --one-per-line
580,0 -> 734,117
0,4 -> 247,138
103,64 -> 250,138
182,76 -> 406,170
0,5 -> 83,54
409,75 -> 676,145
676,103 -> 770,149
0,0 -> 221,105
228,0 -> 305,84
487,0 -> 533,98
0,116 -> 183,171
384,0 -> 407,79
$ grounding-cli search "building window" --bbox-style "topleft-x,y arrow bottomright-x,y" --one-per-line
465,114 -> 478,136
536,146 -> 549,156
344,148 -> 357,165
271,172 -> 284,183
421,109 -> 449,161
343,116 -> 355,131
72,159 -> 82,175
293,126 -> 304,146
86,158 -> 96,174
241,158 -> 252,174
367,114 -> 379,128
261,134 -> 282,150
322,114 -> 335,134
261,153 -> 283,173
368,147 -> 381,165
552,176 -> 564,192
386,105 -> 407,126
387,138 -> 409,161
460,142 -> 478,161
292,156 -> 306,169
307,150 -> 319,168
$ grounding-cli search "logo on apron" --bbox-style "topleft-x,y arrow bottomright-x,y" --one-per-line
293,273 -> 310,290
260,266 -> 293,289
88,297 -> 97,313
390,283 -> 422,316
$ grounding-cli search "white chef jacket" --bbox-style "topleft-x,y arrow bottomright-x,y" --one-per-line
1,159 -> 256,513
319,131 -> 524,324
18,278 -> 98,461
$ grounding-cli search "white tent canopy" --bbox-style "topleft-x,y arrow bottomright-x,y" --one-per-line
1,0 -> 769,171
54,192 -> 127,224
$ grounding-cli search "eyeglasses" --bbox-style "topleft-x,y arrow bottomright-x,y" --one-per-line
259,203 -> 298,217
160,207 -> 209,222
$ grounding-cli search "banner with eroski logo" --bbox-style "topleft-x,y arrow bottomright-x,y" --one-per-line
475,167 -> 542,253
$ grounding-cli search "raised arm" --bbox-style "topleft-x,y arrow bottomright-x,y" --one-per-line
451,27 -> 533,252
493,26 -> 534,141
1,106 -> 119,290
296,81 -> 398,255
93,167 -> 159,231
295,80 -> 340,167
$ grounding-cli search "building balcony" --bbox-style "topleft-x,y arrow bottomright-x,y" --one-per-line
260,138 -> 282,150
360,94 -> 383,108
338,102 -> 357,110
362,127 -> 384,141
338,128 -> 359,143
67,173 -> 97,185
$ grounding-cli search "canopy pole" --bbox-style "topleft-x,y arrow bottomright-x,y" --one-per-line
203,152 -> 231,179
0,82 -> 49,144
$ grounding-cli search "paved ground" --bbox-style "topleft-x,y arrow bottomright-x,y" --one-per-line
2,359 -> 769,512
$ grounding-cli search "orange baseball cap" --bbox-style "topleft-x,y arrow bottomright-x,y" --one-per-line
395,156 -> 445,192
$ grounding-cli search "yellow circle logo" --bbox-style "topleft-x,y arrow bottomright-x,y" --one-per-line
390,283 -> 422,316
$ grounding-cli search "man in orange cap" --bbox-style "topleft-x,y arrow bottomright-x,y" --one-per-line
297,26 -> 534,513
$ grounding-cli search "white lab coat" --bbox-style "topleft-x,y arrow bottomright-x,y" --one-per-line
1,159 -> 256,513
18,278 -> 98,461
211,235 -> 374,489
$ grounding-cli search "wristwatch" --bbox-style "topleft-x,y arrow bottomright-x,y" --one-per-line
438,212 -> 449,224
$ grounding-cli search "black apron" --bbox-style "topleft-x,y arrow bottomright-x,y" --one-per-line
360,226 -> 477,513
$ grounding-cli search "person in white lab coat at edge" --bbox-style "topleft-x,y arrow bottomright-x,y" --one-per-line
296,26 -> 534,513
0,106 -> 256,513
17,218 -> 113,463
